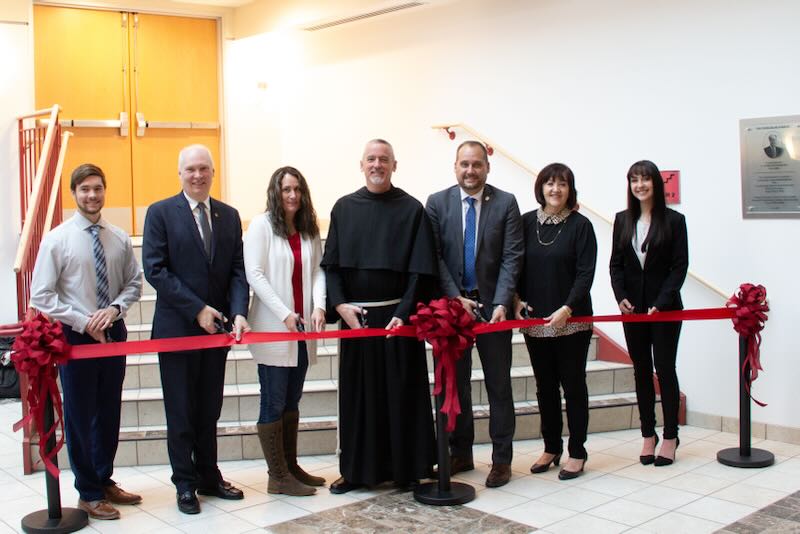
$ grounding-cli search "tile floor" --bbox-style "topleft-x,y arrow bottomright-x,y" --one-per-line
1,398 -> 798,533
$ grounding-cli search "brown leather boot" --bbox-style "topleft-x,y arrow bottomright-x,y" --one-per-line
257,421 -> 315,496
282,411 -> 326,487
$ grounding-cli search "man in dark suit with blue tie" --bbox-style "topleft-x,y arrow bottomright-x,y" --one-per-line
143,144 -> 250,514
425,141 -> 523,488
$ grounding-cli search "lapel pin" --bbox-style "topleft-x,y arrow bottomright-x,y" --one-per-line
485,196 -> 490,202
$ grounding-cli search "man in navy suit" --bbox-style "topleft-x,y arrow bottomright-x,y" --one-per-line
143,144 -> 250,514
425,141 -> 523,488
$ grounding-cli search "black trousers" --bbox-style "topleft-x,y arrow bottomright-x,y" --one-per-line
449,330 -> 515,465
158,347 -> 228,494
60,322 -> 126,502
524,330 -> 592,459
623,321 -> 682,439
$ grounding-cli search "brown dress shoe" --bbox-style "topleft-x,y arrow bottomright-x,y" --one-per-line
450,456 -> 475,476
485,464 -> 511,488
103,484 -> 142,505
78,499 -> 121,520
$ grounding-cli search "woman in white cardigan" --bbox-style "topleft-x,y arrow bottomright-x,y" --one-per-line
244,166 -> 326,496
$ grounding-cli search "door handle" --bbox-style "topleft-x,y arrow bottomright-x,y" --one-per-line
135,112 -> 219,137
39,112 -> 129,137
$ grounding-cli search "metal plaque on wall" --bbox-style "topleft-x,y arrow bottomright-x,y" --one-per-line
741,115 -> 800,218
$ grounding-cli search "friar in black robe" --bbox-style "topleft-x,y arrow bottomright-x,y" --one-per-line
322,139 -> 438,492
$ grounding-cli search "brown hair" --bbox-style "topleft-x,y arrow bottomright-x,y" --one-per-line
534,163 -> 577,210
266,166 -> 319,239
70,163 -> 106,192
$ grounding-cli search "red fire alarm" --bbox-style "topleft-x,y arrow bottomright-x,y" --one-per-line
661,170 -> 680,204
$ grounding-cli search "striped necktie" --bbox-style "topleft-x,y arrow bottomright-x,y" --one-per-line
197,202 -> 212,258
88,224 -> 111,309
463,197 -> 477,291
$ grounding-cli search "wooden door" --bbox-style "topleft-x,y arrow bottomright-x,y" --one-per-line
130,13 -> 221,234
33,6 -> 221,235
34,6 -> 134,232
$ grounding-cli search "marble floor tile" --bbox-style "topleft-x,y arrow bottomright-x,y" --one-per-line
500,475 -> 564,499
546,513 -> 628,533
676,495 -> 757,524
711,482 -> 790,508
494,498 -> 575,528
659,471 -> 734,494
537,486 -> 616,512
624,484 -> 704,510
586,497 -> 667,527
232,500 -> 310,528
178,511 -> 258,533
637,510 -> 724,533
463,487 -> 528,514
577,473 -> 650,497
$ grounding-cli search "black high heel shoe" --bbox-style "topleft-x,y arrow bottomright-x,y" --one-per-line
654,437 -> 680,467
558,455 -> 587,480
530,452 -> 562,474
640,434 -> 660,465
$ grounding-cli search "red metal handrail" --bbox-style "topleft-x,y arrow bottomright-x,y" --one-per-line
15,106 -> 63,320
14,105 -> 65,474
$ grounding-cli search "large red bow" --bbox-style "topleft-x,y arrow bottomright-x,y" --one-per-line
727,283 -> 769,407
410,297 -> 476,432
11,312 -> 70,477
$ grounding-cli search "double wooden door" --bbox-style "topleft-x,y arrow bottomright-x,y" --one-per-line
34,5 -> 222,234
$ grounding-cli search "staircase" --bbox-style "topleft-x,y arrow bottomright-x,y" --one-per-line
42,239 -> 655,468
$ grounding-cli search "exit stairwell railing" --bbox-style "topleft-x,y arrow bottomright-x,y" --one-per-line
14,104 -> 72,474
432,122 -> 728,299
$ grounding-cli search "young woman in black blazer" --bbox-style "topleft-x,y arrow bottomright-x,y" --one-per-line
610,160 -> 688,466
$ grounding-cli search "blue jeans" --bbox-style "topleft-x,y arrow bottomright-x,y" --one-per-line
257,342 -> 309,424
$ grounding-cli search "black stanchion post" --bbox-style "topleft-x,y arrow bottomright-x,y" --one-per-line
414,391 -> 475,505
21,395 -> 88,533
717,336 -> 774,468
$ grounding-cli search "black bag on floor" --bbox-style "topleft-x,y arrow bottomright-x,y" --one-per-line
0,337 -> 19,399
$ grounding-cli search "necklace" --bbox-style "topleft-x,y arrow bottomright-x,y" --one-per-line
536,217 -> 566,246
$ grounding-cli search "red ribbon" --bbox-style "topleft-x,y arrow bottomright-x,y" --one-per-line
410,297 -> 476,432
727,283 -> 769,406
10,313 -> 70,477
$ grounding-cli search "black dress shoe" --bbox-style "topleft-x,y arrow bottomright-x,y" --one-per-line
329,476 -> 364,494
558,455 -> 588,481
176,491 -> 200,514
640,435 -> 659,465
654,437 -> 680,467
197,480 -> 244,500
530,452 -> 562,474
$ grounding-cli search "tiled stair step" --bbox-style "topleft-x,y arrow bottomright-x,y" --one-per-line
42,393 -> 658,468
122,330 -> 598,390
118,360 -> 634,428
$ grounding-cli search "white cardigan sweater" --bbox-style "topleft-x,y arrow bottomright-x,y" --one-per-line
243,212 -> 326,366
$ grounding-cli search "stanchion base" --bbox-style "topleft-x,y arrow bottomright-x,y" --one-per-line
21,507 -> 88,534
717,447 -> 775,468
413,481 -> 475,506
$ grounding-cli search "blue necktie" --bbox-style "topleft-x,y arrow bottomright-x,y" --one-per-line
463,197 -> 477,291
88,225 -> 111,309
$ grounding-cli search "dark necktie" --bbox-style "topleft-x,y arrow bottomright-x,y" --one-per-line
197,202 -> 212,258
88,224 -> 111,309
463,197 -> 477,291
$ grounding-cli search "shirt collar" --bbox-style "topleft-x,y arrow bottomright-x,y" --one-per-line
460,187 -> 485,203
184,191 -> 211,212
73,211 -> 106,230
536,207 -> 573,225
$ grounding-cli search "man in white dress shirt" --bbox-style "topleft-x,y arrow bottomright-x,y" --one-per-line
30,163 -> 143,520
